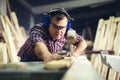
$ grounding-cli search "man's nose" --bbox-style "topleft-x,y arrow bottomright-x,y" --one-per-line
55,28 -> 62,33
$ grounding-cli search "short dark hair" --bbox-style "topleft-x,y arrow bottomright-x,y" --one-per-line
50,13 -> 68,21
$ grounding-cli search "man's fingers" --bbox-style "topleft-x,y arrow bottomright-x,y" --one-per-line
66,52 -> 70,57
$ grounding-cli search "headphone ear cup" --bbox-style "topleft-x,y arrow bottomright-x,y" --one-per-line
43,15 -> 50,28
66,20 -> 71,32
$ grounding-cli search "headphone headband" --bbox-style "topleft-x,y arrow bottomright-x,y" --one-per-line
44,8 -> 74,21
48,8 -> 70,18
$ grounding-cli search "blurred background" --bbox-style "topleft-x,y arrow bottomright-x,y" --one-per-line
6,0 -> 120,41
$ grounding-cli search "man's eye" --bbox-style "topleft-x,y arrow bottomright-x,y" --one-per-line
54,25 -> 58,29
51,23 -> 65,30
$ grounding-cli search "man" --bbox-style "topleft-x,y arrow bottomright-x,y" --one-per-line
18,8 -> 87,62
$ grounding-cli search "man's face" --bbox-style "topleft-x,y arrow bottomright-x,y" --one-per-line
48,16 -> 68,40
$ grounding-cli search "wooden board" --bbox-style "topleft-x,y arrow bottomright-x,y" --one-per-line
109,19 -> 120,80
101,17 -> 116,79
62,55 -> 103,80
0,43 -> 8,63
10,12 -> 25,43
4,15 -> 23,52
91,19 -> 105,64
91,19 -> 106,75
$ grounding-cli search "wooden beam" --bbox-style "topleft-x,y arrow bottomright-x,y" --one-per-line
62,55 -> 103,80
0,43 -> 8,63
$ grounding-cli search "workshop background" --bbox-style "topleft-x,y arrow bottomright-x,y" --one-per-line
6,0 -> 120,39
0,0 -> 120,80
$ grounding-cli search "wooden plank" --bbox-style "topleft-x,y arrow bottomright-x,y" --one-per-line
91,19 -> 105,67
4,15 -> 23,52
104,17 -> 120,80
92,19 -> 105,50
115,73 -> 120,80
62,55 -> 103,80
109,19 -> 120,80
91,19 -> 108,76
98,20 -> 112,78
10,12 -> 25,43
106,17 -> 117,50
113,21 -> 120,56
0,43 -> 8,63
101,17 -> 116,79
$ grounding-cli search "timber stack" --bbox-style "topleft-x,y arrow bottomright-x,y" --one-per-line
91,16 -> 120,80
0,10 -> 27,63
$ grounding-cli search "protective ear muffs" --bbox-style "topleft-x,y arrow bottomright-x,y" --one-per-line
43,14 -> 72,32
43,13 -> 50,28
43,8 -> 73,32
66,20 -> 71,32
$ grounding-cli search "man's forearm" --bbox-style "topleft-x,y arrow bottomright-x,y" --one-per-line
34,42 -> 52,61
73,40 -> 87,57
34,42 -> 62,62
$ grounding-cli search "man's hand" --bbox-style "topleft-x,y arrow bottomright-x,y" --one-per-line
67,30 -> 76,44
51,53 -> 63,60
43,55 -> 52,63
44,53 -> 63,63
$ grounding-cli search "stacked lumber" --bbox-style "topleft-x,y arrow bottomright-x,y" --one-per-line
91,16 -> 120,80
0,12 -> 27,63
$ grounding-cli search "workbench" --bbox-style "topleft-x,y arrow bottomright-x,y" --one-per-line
0,62 -> 66,80
0,55 -> 103,80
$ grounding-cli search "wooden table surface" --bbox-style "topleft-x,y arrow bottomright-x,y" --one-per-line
0,55 -> 103,80
0,62 -> 66,80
